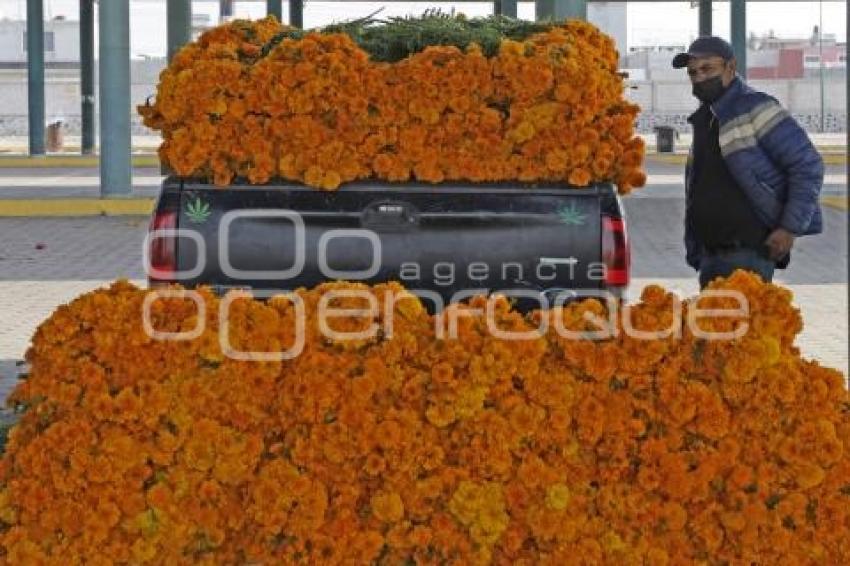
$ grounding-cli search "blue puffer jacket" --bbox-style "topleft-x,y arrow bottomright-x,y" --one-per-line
684,77 -> 824,270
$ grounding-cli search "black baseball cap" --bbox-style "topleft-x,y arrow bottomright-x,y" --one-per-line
672,36 -> 735,68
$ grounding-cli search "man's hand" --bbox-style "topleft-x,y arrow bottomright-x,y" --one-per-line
765,228 -> 796,261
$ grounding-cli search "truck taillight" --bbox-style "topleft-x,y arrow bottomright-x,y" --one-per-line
602,215 -> 630,287
148,210 -> 177,284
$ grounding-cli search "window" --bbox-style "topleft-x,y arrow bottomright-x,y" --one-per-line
839,55 -> 847,63
804,55 -> 820,63
22,31 -> 56,52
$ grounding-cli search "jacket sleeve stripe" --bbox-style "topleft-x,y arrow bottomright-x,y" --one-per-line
753,103 -> 789,137
718,101 -> 787,154
720,137 -> 757,158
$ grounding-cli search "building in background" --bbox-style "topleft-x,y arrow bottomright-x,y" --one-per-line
588,2 -> 627,65
0,15 -> 78,68
0,4 -> 844,135
621,27 -> 845,134
624,45 -> 688,81
191,12 -> 213,36
0,11 -> 213,67
749,28 -> 846,79
625,35 -> 846,82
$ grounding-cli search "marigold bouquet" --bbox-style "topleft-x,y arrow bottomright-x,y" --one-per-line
1,271 -> 848,564
139,15 -> 647,193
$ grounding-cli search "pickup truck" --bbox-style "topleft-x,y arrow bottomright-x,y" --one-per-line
147,177 -> 629,313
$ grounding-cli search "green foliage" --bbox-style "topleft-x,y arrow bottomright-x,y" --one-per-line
261,11 -> 557,62
185,197 -> 212,224
557,203 -> 589,227
0,423 -> 9,454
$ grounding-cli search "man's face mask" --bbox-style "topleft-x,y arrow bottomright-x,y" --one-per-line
692,73 -> 727,104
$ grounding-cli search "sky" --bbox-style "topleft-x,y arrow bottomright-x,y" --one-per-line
0,1 -> 845,59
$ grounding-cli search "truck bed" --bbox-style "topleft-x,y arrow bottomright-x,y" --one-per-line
152,177 -> 627,312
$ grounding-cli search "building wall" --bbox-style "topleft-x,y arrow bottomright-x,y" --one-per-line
802,45 -> 846,68
778,49 -> 805,78
0,65 -> 846,137
0,59 -> 165,136
588,2 -> 627,64
626,77 -> 847,133
0,20 -> 80,64
626,45 -> 844,82
749,67 -> 777,80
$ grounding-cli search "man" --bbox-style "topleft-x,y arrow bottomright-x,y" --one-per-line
672,36 -> 824,289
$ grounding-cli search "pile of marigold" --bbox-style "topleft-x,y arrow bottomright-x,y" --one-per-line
139,15 -> 646,193
0,270 -> 847,564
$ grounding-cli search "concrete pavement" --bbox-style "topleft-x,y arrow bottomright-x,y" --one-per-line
0,161 -> 847,405
1,211 -> 846,377
0,161 -> 845,215
0,132 -> 845,155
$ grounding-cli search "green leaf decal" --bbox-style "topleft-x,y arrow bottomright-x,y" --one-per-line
185,197 -> 212,224
557,203 -> 588,227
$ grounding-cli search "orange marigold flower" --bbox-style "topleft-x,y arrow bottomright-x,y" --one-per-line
371,491 -> 405,523
1,272 -> 847,563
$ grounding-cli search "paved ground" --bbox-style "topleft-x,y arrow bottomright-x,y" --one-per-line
0,162 -> 844,200
626,195 -> 848,285
1,162 -> 847,405
0,133 -> 845,155
0,166 -> 163,199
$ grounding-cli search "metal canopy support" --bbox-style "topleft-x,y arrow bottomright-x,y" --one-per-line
27,0 -> 45,156
80,0 -> 95,155
266,0 -> 282,21
495,0 -> 518,18
167,0 -> 191,63
536,0 -> 587,21
99,0 -> 131,197
731,0 -> 747,78
699,0 -> 712,37
289,1 -> 304,28
220,0 -> 234,20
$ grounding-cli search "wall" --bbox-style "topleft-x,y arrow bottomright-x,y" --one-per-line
625,46 -> 845,82
588,2 -> 627,64
0,64 -> 846,137
0,58 -> 165,137
627,78 -> 847,133
0,20 -> 80,64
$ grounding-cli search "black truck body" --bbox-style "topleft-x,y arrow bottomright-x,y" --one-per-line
148,177 -> 629,312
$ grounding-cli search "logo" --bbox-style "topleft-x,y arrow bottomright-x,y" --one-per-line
185,197 -> 212,224
557,203 -> 588,227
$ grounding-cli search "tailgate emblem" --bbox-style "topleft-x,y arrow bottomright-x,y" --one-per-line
539,257 -> 579,266
185,197 -> 212,224
557,203 -> 588,227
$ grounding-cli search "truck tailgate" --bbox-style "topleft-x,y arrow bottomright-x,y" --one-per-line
172,179 -> 615,308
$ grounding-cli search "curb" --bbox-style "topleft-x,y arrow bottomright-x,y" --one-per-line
0,155 -> 160,168
645,153 -> 847,166
821,195 -> 848,211
0,198 -> 155,217
644,154 -> 690,164
0,195 -> 844,217
0,152 -> 845,168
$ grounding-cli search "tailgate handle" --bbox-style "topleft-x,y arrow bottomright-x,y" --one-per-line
361,200 -> 419,228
